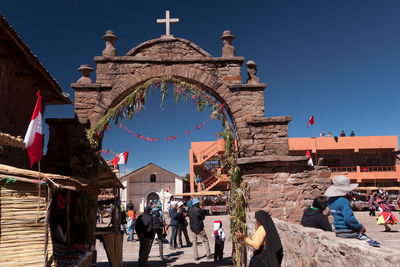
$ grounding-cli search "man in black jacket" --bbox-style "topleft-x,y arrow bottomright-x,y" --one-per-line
136,206 -> 154,266
301,196 -> 332,231
188,198 -> 211,260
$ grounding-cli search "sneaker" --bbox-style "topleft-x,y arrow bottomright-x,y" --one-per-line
177,245 -> 182,249
368,240 -> 380,247
169,246 -> 176,250
194,257 -> 200,261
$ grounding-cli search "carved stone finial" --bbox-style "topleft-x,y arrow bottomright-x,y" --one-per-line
246,60 -> 260,85
220,30 -> 236,58
102,30 -> 118,58
77,64 -> 94,84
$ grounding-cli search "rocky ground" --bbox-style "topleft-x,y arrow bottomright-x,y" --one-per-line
96,211 -> 400,266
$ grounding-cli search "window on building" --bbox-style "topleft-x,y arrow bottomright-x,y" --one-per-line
150,174 -> 156,183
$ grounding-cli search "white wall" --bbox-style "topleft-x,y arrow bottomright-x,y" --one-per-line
121,164 -> 183,212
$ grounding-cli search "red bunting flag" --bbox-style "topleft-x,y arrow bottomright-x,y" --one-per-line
24,91 -> 43,167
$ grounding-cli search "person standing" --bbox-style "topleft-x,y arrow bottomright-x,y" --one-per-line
189,198 -> 211,261
368,194 -> 376,217
127,206 -> 136,241
120,204 -> 127,234
340,130 -> 346,137
212,220 -> 225,262
151,202 -> 165,260
236,210 -> 283,267
175,202 -> 192,248
136,206 -> 154,267
168,202 -> 179,250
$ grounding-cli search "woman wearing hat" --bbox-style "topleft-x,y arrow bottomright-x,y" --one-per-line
376,198 -> 397,232
326,175 -> 380,247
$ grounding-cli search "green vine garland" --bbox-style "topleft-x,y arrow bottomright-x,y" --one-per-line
86,75 -> 247,266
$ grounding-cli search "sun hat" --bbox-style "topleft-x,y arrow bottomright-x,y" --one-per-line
192,198 -> 200,205
325,175 -> 358,197
177,201 -> 184,208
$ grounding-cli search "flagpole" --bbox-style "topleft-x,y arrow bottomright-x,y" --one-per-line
36,160 -> 41,223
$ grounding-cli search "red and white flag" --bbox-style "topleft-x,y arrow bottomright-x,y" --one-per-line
111,151 -> 129,165
24,91 -> 43,167
166,185 -> 171,193
306,149 -> 314,166
307,115 -> 315,127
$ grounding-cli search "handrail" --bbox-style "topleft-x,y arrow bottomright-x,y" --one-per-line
330,166 -> 396,173
330,167 -> 357,173
359,166 -> 396,172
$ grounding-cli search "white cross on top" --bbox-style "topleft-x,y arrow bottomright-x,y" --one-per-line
157,10 -> 179,38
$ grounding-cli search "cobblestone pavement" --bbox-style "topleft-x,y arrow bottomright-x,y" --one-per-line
96,214 -> 233,267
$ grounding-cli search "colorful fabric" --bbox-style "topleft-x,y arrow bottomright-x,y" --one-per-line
377,212 -> 398,225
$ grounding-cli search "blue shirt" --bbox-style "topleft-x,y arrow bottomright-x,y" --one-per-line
328,196 -> 363,232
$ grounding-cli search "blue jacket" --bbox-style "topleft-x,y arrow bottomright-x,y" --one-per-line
168,208 -> 178,226
328,196 -> 363,232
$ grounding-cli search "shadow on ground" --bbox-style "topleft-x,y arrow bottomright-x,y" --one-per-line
96,256 -> 233,267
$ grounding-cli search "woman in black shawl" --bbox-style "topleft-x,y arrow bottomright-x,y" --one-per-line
236,210 -> 283,267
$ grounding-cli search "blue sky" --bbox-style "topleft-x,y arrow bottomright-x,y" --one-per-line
2,1 -> 400,175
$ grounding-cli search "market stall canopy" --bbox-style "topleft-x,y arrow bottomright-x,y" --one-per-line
0,132 -> 25,149
0,163 -> 88,191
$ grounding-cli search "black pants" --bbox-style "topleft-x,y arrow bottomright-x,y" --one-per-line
369,208 -> 376,216
177,225 -> 191,247
214,239 -> 224,261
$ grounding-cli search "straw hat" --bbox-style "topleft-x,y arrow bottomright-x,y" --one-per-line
325,175 -> 358,197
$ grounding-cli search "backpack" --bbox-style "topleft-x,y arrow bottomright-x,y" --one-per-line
152,209 -> 163,229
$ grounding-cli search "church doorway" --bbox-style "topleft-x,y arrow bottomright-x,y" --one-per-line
147,192 -> 159,206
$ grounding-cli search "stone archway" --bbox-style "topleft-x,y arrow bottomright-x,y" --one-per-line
69,30 -> 330,250
146,192 -> 160,206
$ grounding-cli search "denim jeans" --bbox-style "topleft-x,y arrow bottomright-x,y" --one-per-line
128,221 -> 135,241
121,223 -> 127,234
169,225 -> 177,247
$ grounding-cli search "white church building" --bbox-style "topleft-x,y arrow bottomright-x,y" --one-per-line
120,163 -> 184,212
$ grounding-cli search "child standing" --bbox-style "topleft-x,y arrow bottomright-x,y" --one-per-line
212,220 -> 225,261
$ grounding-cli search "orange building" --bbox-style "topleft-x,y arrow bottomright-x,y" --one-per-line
189,139 -> 229,194
288,136 -> 400,186
190,136 -> 400,192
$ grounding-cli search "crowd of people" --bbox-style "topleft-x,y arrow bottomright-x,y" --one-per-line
104,174 -> 399,266
118,198 -> 225,266
319,130 -> 356,137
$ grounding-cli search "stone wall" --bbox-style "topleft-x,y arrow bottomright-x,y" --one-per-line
273,218 -> 400,267
240,160 -> 331,223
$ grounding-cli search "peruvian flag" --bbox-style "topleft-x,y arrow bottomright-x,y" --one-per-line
307,115 -> 315,127
166,185 -> 171,193
306,149 -> 314,166
111,151 -> 129,165
24,91 -> 43,167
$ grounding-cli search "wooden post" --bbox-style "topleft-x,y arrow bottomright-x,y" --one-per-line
67,190 -> 71,246
44,184 -> 52,267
